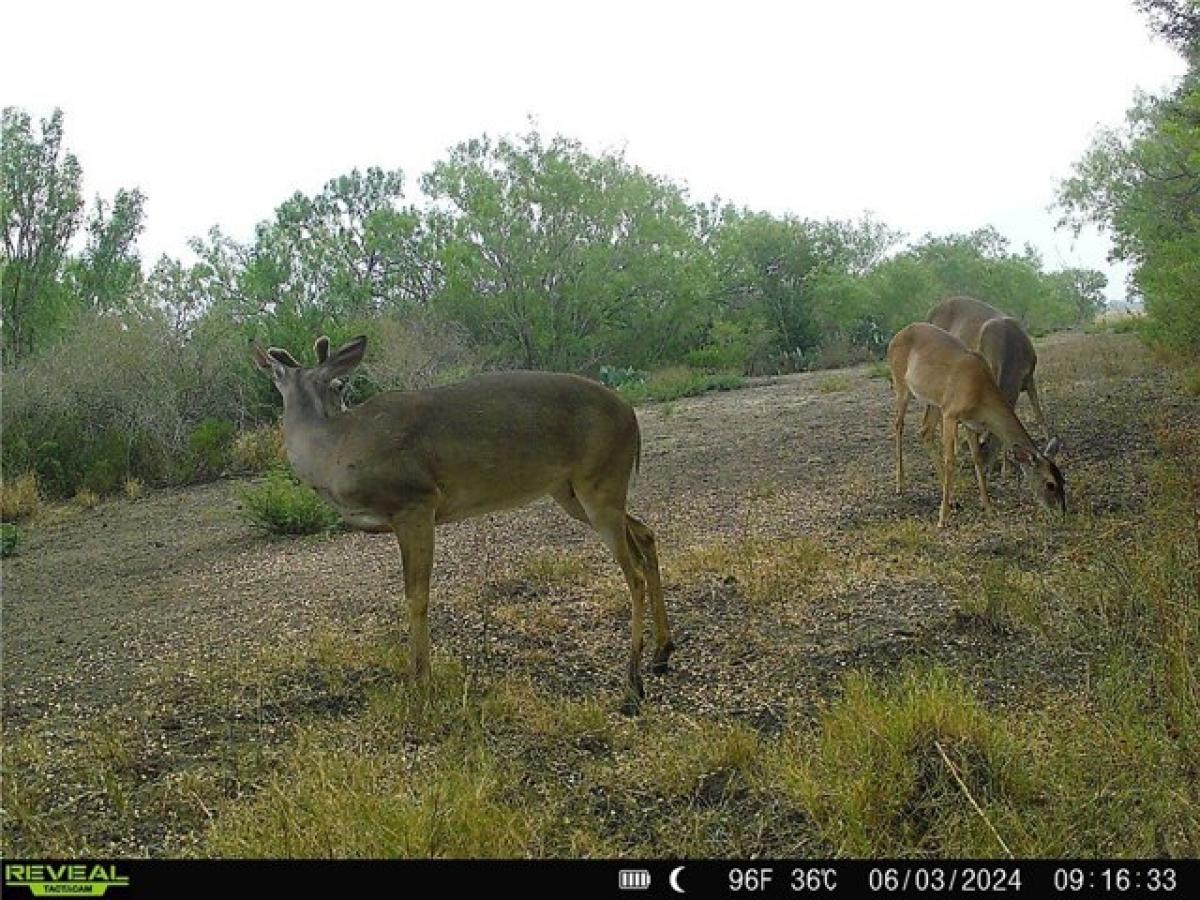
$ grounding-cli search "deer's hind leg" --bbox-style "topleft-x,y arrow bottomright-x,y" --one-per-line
1025,374 -> 1052,440
556,483 -> 650,712
626,514 -> 673,674
966,427 -> 994,514
920,404 -> 943,479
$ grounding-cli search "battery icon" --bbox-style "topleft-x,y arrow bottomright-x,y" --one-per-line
619,869 -> 652,890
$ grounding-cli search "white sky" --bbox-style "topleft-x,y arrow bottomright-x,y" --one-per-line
2,0 -> 1186,303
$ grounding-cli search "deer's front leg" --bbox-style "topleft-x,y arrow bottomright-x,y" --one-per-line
393,506 -> 437,684
892,387 -> 911,495
939,414 -> 958,528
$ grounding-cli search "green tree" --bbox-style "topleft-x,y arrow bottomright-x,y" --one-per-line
1,108 -> 83,360
423,128 -> 713,370
709,209 -> 829,356
1133,0 -> 1200,57
1049,267 -> 1108,323
1058,56 -> 1200,350
252,168 -> 433,319
68,187 -> 147,313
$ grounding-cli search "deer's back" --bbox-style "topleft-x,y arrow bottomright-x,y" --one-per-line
889,323 -> 996,414
977,317 -> 1036,406
927,295 -> 1007,349
327,371 -> 640,523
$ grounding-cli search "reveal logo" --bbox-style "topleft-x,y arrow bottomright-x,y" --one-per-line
4,864 -> 130,896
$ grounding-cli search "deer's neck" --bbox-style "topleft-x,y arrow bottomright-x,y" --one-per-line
978,401 -> 1036,454
281,407 -> 344,489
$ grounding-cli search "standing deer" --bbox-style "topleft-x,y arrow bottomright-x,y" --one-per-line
927,295 -> 1055,471
888,323 -> 1065,527
252,335 -> 674,711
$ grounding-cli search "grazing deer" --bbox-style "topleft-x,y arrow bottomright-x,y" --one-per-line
252,335 -> 674,711
927,295 -> 1054,471
887,323 -> 1065,528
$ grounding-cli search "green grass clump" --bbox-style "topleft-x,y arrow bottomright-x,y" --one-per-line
238,468 -> 339,535
956,560 -> 1042,632
618,366 -> 744,404
206,736 -> 530,857
781,667 -> 1028,857
1,523 -> 20,556
867,360 -> 892,380
1183,367 -> 1200,397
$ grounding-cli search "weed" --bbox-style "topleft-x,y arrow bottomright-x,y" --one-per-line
238,469 -> 339,535
816,375 -> 852,394
1,523 -> 20,556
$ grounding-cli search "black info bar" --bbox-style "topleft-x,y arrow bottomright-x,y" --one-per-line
2,859 -> 1195,899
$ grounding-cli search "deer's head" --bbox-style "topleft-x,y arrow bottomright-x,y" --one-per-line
251,335 -> 367,419
1013,437 -> 1066,515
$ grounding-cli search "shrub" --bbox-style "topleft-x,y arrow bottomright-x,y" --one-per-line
1,313 -> 257,497
123,478 -> 144,501
0,523 -> 20,557
813,335 -> 877,371
356,311 -> 479,391
0,472 -> 40,522
686,319 -> 777,374
80,430 -> 130,495
598,365 -> 645,390
232,424 -> 286,473
188,418 -> 236,479
238,469 -> 339,535
618,366 -> 744,404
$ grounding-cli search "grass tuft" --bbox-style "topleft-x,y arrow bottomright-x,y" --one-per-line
1,472 -> 40,522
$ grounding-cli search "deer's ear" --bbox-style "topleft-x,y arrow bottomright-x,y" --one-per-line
314,335 -> 331,364
322,335 -> 367,379
268,348 -> 300,368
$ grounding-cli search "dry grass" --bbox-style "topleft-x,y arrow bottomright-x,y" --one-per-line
123,477 -> 144,501
72,487 -> 100,510
1036,332 -> 1152,386
0,472 -> 40,522
816,375 -> 853,394
232,424 -> 286,473
667,535 -> 831,606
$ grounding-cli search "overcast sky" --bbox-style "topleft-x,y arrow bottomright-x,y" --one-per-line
3,0 -> 1186,302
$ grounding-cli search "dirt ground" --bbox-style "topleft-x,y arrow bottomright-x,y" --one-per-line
2,331 -> 1193,759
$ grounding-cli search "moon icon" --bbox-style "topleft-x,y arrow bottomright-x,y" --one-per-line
669,865 -> 686,893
